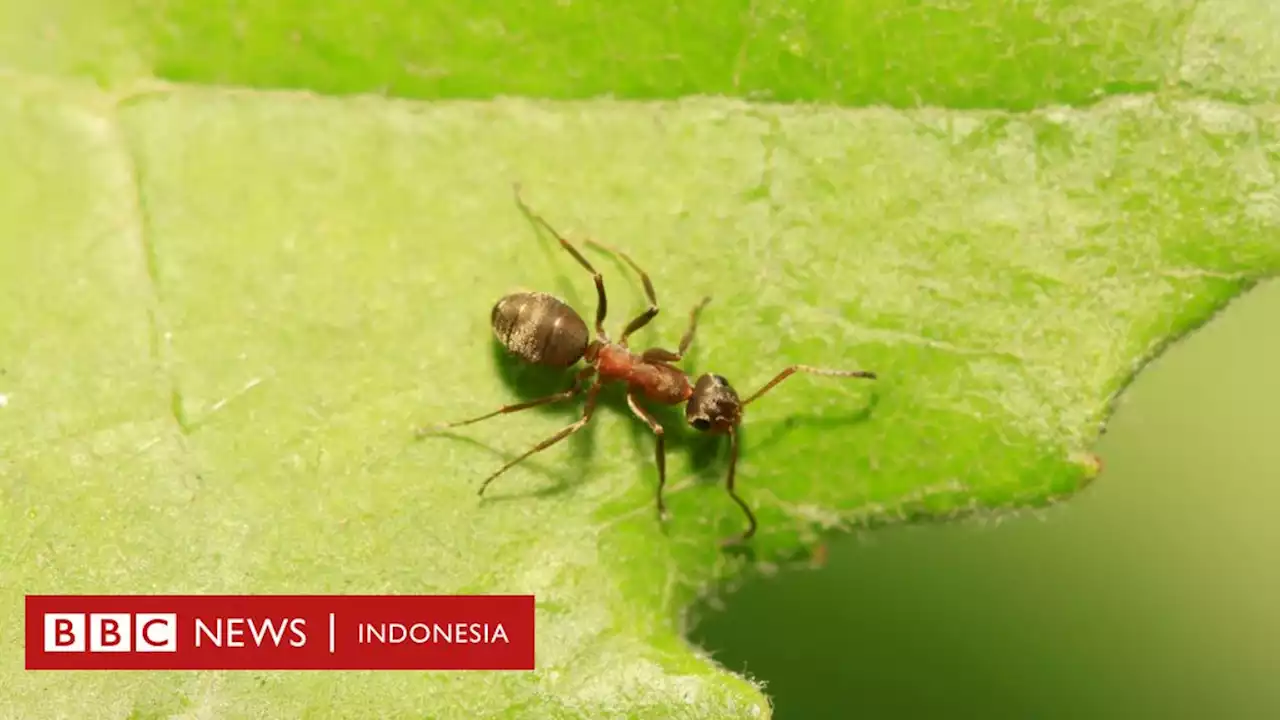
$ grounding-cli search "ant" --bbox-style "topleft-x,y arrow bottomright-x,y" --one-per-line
420,184 -> 877,544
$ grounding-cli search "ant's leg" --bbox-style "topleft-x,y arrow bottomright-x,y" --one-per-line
740,364 -> 877,407
675,295 -> 711,357
625,390 -> 669,520
417,367 -> 594,436
513,184 -> 609,339
477,382 -> 601,496
583,237 -> 659,346
640,296 -> 710,363
721,427 -> 757,545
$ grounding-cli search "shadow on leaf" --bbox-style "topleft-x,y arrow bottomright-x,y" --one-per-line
420,430 -> 572,487
745,388 -> 883,456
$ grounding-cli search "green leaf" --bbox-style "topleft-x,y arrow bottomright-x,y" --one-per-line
2,1 -> 1279,717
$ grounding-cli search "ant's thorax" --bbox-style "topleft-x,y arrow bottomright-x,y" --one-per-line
593,343 -> 694,406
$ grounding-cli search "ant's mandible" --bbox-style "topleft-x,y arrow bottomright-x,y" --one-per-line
420,184 -> 877,544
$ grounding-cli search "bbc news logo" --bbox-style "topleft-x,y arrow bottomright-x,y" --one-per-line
44,613 -> 177,652
26,595 -> 534,670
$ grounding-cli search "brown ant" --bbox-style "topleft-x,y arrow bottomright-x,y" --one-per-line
420,185 -> 876,544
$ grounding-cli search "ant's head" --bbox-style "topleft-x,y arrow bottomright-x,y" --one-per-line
686,374 -> 742,434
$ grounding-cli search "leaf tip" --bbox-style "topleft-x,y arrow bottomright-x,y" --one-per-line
1069,450 -> 1105,484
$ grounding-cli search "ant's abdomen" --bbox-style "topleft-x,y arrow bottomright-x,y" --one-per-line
491,291 -> 589,368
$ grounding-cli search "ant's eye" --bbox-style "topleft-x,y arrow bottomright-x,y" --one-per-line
691,418 -> 711,431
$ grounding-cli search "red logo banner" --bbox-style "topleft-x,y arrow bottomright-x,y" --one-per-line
25,595 -> 534,670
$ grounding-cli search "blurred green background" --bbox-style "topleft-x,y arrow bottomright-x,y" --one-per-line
694,280 -> 1280,718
